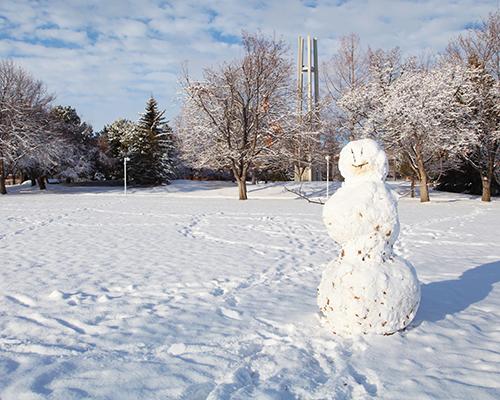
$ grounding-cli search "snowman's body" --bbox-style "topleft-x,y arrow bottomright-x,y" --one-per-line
318,139 -> 420,335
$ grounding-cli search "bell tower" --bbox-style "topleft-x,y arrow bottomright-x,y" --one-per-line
295,35 -> 321,181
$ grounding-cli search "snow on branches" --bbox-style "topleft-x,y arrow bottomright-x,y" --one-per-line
336,12 -> 499,202
0,61 -> 101,193
178,33 -> 301,200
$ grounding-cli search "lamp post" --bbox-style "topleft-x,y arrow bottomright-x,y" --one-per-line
124,157 -> 130,195
325,155 -> 331,198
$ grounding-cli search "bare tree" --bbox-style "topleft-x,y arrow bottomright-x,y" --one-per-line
322,34 -> 368,141
323,34 -> 368,99
179,33 -> 294,200
446,11 -> 499,81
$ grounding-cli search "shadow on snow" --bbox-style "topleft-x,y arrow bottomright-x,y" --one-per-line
414,260 -> 500,325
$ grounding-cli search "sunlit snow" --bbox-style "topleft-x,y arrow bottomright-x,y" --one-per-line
0,180 -> 499,399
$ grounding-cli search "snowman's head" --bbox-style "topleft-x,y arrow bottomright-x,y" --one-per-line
338,139 -> 388,182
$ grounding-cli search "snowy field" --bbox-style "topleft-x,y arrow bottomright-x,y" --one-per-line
0,180 -> 499,400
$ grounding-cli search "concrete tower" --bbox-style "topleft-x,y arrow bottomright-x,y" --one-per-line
295,35 -> 321,182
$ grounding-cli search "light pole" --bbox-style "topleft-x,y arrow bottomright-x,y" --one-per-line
124,157 -> 130,195
325,155 -> 331,198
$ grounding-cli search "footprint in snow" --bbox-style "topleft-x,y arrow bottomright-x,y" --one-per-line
210,287 -> 224,296
218,306 -> 242,320
181,382 -> 215,400
5,294 -> 36,307
48,290 -> 67,300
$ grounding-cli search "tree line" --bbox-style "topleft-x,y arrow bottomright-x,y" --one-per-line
324,11 -> 499,202
0,60 -> 176,195
1,11 -> 498,201
178,12 -> 498,201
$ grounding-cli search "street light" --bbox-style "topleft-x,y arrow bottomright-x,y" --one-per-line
124,157 -> 130,195
325,155 -> 331,199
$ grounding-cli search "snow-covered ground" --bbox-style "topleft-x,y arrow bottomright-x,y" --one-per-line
0,180 -> 499,399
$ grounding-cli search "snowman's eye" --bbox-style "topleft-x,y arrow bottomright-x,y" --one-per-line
361,147 -> 363,156
351,148 -> 356,163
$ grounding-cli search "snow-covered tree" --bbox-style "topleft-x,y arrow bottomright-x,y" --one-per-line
179,32 -> 295,199
337,47 -> 402,140
99,118 -> 136,178
49,105 -> 95,183
0,60 -> 55,193
105,118 -> 136,158
127,97 -> 176,184
445,11 -> 500,201
337,49 -> 476,202
378,64 -> 466,202
0,61 -> 102,192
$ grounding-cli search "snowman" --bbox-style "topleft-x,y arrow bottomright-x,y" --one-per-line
318,138 -> 420,335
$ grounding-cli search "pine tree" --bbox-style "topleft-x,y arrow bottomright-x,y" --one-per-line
128,97 -> 176,184
102,119 -> 134,158
100,118 -> 136,179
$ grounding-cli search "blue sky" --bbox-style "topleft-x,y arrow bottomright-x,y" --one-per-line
0,0 -> 497,130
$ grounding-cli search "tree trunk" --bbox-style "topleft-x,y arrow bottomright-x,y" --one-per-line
251,168 -> 257,185
348,118 -> 355,141
231,163 -> 248,200
415,150 -> 430,203
237,178 -> 247,200
0,160 -> 6,195
410,177 -> 415,198
481,175 -> 491,202
418,172 -> 429,203
37,176 -> 47,190
480,155 -> 495,202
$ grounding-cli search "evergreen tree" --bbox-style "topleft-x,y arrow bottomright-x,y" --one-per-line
43,105 -> 95,184
128,97 -> 176,184
99,118 -> 136,179
104,118 -> 137,160
51,105 -> 93,145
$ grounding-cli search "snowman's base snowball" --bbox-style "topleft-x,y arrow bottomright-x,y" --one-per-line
318,256 -> 420,336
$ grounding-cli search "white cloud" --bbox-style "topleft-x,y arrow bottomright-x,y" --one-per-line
35,27 -> 89,45
0,0 -> 497,129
